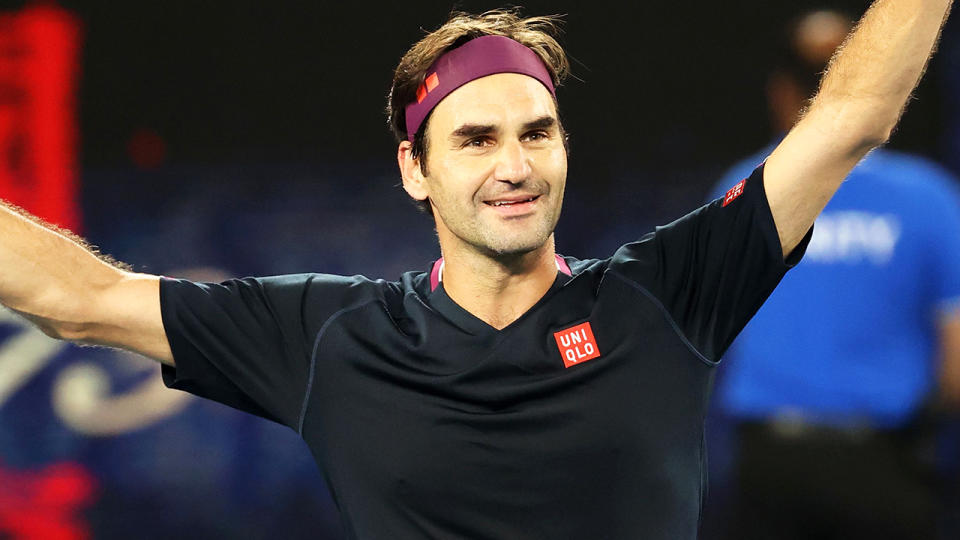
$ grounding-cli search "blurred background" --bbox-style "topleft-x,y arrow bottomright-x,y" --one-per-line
0,0 -> 958,538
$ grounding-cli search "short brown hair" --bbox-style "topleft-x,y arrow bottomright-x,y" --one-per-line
387,10 -> 571,214
387,9 -> 570,143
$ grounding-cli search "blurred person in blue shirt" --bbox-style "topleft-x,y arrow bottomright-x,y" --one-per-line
709,9 -> 960,540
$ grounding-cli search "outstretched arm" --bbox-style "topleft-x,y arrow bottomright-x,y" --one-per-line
0,202 -> 173,365
765,0 -> 953,255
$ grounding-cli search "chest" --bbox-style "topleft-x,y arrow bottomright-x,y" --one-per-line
299,277 -> 714,531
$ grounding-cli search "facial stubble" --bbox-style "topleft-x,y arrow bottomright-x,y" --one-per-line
430,176 -> 564,258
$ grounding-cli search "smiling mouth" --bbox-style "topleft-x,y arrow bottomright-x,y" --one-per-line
484,195 -> 540,207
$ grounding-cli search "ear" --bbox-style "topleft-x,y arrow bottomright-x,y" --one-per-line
398,140 -> 429,202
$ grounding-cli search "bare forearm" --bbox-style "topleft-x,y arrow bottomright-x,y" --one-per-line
0,203 -> 171,363
765,0 -> 953,255
0,201 -> 127,338
811,0 -> 953,142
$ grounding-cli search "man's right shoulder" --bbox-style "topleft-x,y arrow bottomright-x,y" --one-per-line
262,271 -> 417,308
162,271 -> 419,331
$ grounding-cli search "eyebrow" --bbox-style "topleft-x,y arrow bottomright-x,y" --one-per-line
450,123 -> 496,139
449,115 -> 558,140
521,115 -> 557,132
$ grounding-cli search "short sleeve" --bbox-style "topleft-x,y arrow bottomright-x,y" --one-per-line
160,273 -> 377,429
608,164 -> 812,362
924,177 -> 960,315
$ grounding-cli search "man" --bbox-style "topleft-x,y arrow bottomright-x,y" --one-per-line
0,3 -> 952,538
708,9 -> 960,539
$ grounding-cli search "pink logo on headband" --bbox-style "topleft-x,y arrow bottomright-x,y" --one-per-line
404,35 -> 556,141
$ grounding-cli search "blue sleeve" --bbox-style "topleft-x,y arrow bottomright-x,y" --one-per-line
160,273 -> 382,428
923,174 -> 960,314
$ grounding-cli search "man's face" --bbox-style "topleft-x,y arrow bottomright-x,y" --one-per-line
413,73 -> 568,257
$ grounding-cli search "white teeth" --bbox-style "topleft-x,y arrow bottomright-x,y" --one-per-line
491,197 -> 534,207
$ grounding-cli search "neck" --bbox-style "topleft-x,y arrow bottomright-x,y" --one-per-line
440,237 -> 558,330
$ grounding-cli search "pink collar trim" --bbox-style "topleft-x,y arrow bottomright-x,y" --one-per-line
429,255 -> 572,292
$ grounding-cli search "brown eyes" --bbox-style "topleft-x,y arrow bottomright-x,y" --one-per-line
464,137 -> 492,148
523,131 -> 549,142
461,131 -> 549,149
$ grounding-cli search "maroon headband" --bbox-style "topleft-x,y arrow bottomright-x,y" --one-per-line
404,35 -> 557,141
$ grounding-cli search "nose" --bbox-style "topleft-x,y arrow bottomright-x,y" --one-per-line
493,139 -> 532,184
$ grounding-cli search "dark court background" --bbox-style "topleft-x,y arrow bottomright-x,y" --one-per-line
0,1 -> 957,539
72,0 -> 958,274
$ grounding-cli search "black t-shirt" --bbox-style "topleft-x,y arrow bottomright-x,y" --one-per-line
160,165 -> 810,539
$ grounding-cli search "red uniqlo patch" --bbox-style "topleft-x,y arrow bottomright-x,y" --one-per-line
722,179 -> 747,207
553,322 -> 601,368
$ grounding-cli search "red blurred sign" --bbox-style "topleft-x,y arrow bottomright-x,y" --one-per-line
0,5 -> 82,232
0,461 -> 96,540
